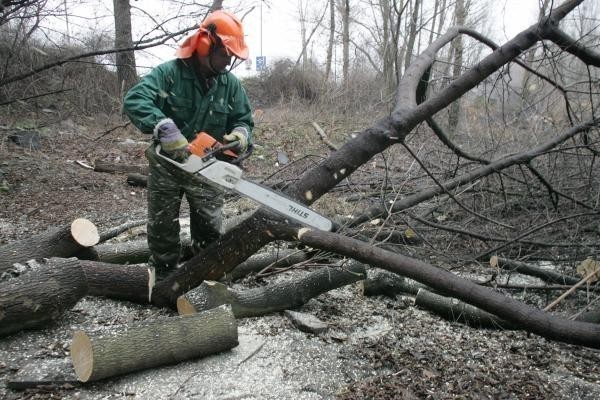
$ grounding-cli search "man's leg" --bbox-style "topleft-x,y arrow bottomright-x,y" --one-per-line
184,181 -> 223,254
145,145 -> 184,275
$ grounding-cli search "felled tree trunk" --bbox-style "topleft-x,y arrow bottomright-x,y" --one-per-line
292,226 -> 600,349
0,258 -> 88,336
93,160 -> 148,175
0,218 -> 99,274
415,288 -> 517,330
70,305 -> 237,382
178,261 -> 366,318
79,260 -> 154,303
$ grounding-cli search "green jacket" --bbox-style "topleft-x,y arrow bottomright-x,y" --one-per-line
123,58 -> 253,142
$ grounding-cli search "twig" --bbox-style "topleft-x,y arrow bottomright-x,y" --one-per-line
94,122 -> 131,141
75,160 -> 94,170
311,121 -> 339,151
236,342 -> 265,367
544,269 -> 598,311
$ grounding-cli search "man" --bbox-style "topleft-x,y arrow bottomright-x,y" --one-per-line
123,10 -> 254,277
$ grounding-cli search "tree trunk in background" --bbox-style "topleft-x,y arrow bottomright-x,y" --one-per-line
447,0 -> 466,133
299,1 -> 308,69
342,0 -> 350,87
428,0 -> 440,46
520,0 -> 551,103
404,0 -> 422,72
113,0 -> 137,95
324,0 -> 335,82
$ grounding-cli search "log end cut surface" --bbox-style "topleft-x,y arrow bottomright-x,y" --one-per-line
176,296 -> 196,315
71,330 -> 94,382
71,218 -> 100,247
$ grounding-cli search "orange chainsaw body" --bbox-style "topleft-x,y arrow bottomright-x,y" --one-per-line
188,132 -> 238,159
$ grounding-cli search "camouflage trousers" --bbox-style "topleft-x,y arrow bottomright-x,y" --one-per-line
145,144 -> 223,273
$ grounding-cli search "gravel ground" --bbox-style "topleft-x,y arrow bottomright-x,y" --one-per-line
1,121 -> 600,399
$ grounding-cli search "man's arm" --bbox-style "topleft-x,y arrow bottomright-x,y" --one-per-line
227,78 -> 254,142
123,65 -> 170,134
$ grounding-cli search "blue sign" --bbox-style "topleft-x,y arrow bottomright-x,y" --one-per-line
256,56 -> 266,71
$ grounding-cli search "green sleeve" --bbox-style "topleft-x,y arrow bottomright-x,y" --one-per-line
228,77 -> 254,141
123,64 -> 171,134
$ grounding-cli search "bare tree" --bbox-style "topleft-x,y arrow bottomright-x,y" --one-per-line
341,0 -> 350,85
324,0 -> 335,82
113,0 -> 137,96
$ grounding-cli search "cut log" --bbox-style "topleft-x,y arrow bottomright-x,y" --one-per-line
414,288 -> 517,330
362,269 -> 427,297
0,218 -> 99,274
126,173 -> 148,187
178,260 -> 366,318
93,159 -> 149,175
70,305 -> 238,382
78,259 -> 154,303
226,249 -> 313,281
0,258 -> 88,336
77,238 -> 193,265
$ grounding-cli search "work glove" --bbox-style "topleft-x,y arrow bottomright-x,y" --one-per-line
155,119 -> 189,162
223,127 -> 249,153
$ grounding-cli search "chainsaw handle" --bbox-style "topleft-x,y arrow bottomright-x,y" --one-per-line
230,143 -> 253,165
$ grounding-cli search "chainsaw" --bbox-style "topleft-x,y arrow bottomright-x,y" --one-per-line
156,132 -> 333,231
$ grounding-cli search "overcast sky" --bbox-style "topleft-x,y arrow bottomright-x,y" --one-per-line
61,0 -> 542,78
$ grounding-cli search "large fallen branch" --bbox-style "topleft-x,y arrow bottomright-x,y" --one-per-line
291,226 -> 600,349
70,305 -> 237,382
0,218 -> 99,274
415,288 -> 516,330
178,260 -> 366,318
0,258 -> 88,336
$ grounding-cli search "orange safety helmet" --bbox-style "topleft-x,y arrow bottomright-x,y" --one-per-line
176,10 -> 249,60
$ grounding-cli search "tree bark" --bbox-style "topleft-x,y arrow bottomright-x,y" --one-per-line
79,259 -> 154,303
0,218 -> 99,274
415,288 -> 517,330
447,0 -> 466,133
94,160 -> 148,175
362,269 -> 425,297
77,239 -> 182,265
112,0 -> 137,94
497,257 -> 580,285
341,0 -> 350,86
178,261 -> 366,318
323,0 -> 335,82
126,173 -> 148,187
70,305 -> 237,382
0,258 -> 88,336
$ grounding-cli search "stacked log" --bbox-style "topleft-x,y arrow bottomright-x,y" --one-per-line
0,218 -> 99,274
0,258 -> 88,336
